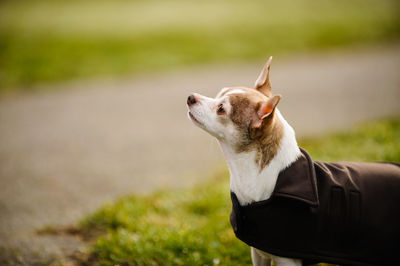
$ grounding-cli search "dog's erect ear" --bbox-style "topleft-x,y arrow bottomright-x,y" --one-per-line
252,94 -> 281,128
254,56 -> 273,97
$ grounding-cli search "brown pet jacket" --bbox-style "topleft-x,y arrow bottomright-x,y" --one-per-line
230,148 -> 400,266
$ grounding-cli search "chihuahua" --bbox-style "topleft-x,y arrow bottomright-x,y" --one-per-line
186,57 -> 400,266
187,57 -> 302,265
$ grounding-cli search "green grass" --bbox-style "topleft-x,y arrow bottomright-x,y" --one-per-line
0,0 -> 399,91
300,119 -> 400,162
78,118 -> 400,265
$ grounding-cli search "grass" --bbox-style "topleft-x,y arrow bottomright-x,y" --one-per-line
0,0 -> 399,91
77,118 -> 400,265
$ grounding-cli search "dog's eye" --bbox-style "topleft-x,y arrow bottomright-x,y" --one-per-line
217,104 -> 225,115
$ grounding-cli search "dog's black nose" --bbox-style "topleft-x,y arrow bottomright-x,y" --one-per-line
187,94 -> 197,106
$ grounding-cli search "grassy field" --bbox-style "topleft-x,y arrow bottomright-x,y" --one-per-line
0,0 -> 399,91
76,118 -> 400,265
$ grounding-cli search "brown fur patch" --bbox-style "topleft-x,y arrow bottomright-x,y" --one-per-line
254,113 -> 283,171
227,88 -> 283,171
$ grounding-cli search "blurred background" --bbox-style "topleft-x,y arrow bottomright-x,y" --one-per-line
0,0 -> 399,264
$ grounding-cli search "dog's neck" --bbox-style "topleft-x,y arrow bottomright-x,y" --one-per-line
219,109 -> 300,206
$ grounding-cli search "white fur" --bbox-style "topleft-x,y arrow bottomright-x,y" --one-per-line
188,93 -> 233,139
251,248 -> 271,266
252,248 -> 301,266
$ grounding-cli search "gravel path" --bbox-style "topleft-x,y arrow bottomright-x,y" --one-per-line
1,44 -> 399,264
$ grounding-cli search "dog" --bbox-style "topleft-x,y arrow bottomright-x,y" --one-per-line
186,57 -> 400,266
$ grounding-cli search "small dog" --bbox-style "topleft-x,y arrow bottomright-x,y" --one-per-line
186,57 -> 400,266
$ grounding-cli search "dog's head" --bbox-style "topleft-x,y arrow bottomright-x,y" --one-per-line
187,57 -> 283,163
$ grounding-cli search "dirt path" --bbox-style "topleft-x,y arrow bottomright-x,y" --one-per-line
1,44 -> 400,264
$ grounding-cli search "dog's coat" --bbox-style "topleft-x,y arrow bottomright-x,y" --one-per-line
230,148 -> 400,266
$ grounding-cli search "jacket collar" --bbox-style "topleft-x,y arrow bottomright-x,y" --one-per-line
272,147 -> 319,206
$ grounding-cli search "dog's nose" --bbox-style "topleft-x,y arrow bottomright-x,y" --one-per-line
187,94 -> 197,106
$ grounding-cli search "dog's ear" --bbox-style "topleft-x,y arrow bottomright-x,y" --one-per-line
252,94 -> 281,128
254,56 -> 273,97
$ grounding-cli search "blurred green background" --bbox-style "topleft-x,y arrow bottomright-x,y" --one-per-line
1,1 -> 400,265
0,0 -> 399,91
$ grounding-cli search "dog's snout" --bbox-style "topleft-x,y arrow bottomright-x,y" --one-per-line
187,94 -> 197,106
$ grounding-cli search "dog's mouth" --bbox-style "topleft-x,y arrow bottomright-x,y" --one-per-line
188,112 -> 202,126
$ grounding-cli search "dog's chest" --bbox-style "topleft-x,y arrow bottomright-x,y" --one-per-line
220,144 -> 281,205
